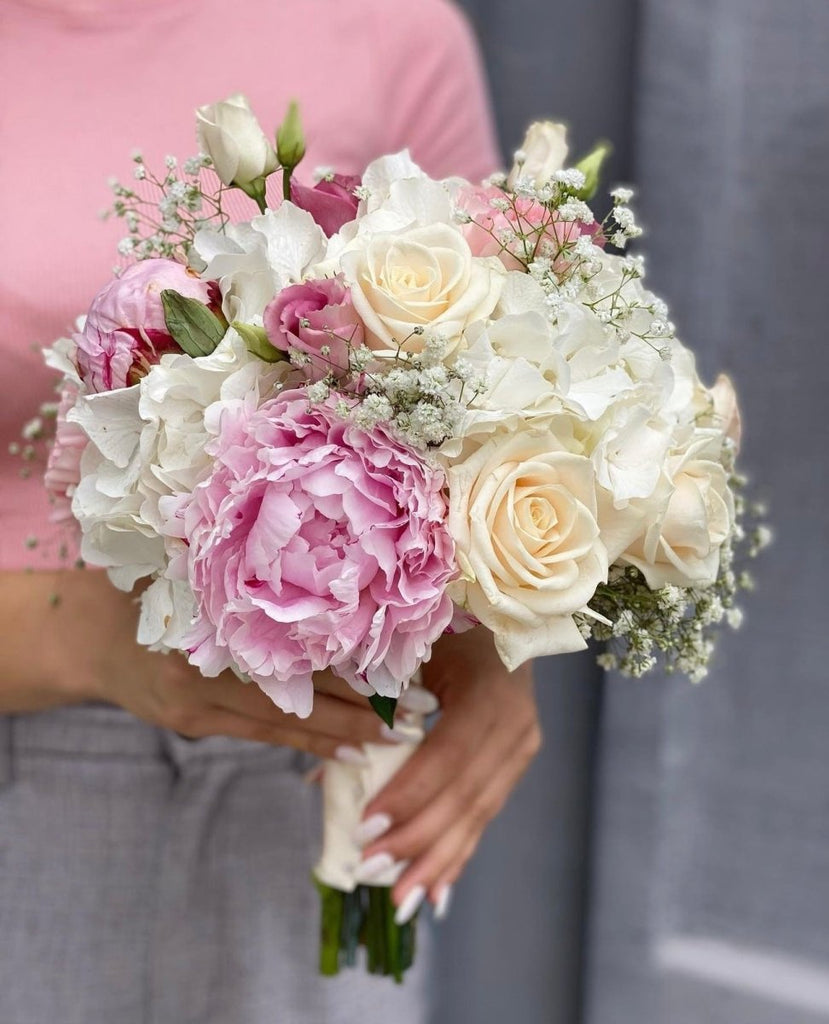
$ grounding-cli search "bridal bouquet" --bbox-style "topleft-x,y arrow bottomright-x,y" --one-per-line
42,96 -> 762,981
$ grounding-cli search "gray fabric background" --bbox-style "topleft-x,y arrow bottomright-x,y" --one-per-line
435,2 -> 829,1022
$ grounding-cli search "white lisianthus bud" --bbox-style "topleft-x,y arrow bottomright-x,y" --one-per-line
196,93 -> 277,193
507,121 -> 569,189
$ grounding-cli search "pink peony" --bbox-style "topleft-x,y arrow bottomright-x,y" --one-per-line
263,276 -> 364,381
181,391 -> 456,717
75,259 -> 218,393
290,174 -> 361,237
458,185 -> 599,272
44,384 -> 87,525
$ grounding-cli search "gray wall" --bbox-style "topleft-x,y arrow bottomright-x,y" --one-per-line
586,4 -> 829,1023
435,2 -> 829,1022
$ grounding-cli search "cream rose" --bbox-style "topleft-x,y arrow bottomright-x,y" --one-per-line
196,93 -> 277,192
446,431 -> 608,668
507,121 -> 569,189
622,431 -> 734,588
340,224 -> 504,356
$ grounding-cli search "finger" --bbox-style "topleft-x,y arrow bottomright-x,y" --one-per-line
201,676 -> 390,747
175,707 -> 348,760
361,705 -> 494,828
312,670 -> 373,707
390,815 -> 480,918
363,731 -> 531,867
390,765 -> 519,912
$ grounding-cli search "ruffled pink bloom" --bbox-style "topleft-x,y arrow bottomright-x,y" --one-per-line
263,276 -> 364,381
44,384 -> 87,526
75,259 -> 217,393
458,185 -> 599,271
181,391 -> 456,717
290,174 -> 361,237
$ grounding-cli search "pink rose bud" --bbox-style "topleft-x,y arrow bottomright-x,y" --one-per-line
263,276 -> 364,381
44,383 -> 87,527
290,174 -> 361,237
75,259 -> 218,393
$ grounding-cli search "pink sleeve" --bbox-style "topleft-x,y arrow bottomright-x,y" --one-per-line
376,0 -> 502,182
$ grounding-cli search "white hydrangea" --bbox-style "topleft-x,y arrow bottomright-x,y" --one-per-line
69,331 -> 295,649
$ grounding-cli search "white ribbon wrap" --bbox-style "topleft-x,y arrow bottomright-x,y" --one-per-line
314,693 -> 427,892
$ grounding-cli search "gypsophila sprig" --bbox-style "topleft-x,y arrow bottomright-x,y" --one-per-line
106,151 -> 229,263
575,478 -> 769,680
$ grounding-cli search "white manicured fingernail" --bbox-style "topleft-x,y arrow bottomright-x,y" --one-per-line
380,724 -> 423,743
434,885 -> 453,920
354,852 -> 396,882
335,745 -> 370,766
394,885 -> 425,926
399,687 -> 440,715
354,812 -> 393,846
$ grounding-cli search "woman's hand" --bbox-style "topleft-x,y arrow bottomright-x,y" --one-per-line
0,568 -> 389,760
357,627 -> 541,922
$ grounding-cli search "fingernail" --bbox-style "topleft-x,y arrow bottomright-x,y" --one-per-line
335,745 -> 370,766
354,852 -> 396,883
354,812 -> 393,846
434,884 -> 453,921
380,724 -> 423,744
399,687 -> 440,715
394,885 -> 426,926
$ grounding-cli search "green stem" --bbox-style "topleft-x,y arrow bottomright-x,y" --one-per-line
282,165 -> 293,202
315,880 -> 418,981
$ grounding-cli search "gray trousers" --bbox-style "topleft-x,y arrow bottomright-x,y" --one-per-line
0,705 -> 430,1024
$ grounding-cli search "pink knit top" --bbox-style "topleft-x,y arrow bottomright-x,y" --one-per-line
0,0 -> 499,569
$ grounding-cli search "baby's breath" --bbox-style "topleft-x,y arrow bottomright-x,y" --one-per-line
105,151 -> 227,262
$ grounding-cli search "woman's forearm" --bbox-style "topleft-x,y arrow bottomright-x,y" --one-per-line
0,569 -> 116,713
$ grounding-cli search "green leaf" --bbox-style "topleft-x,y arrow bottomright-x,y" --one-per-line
368,694 -> 397,729
574,141 -> 612,201
230,320 -> 284,363
161,289 -> 226,359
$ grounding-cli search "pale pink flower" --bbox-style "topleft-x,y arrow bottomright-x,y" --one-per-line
75,259 -> 218,393
458,185 -> 597,271
181,391 -> 456,717
44,384 -> 87,525
263,276 -> 363,381
290,174 -> 361,237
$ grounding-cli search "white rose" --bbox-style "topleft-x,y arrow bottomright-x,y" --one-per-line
196,93 -> 277,190
340,223 -> 504,357
621,430 -> 734,588
508,121 -> 569,189
446,430 -> 608,668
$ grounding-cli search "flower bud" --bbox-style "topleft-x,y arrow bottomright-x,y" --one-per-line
196,93 -> 277,192
276,101 -> 306,171
507,121 -> 569,189
574,141 -> 612,201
